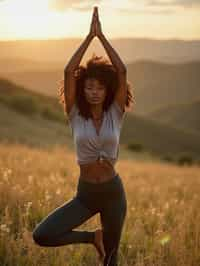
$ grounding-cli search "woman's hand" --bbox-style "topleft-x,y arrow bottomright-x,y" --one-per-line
89,7 -> 98,38
95,7 -> 103,38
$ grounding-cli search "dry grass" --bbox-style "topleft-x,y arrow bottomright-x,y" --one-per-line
0,142 -> 200,266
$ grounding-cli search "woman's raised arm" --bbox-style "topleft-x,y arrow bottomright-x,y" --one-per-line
63,7 -> 97,114
64,7 -> 97,71
95,8 -> 126,73
95,7 -> 127,111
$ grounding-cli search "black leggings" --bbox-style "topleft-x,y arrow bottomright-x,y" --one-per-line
32,173 -> 127,266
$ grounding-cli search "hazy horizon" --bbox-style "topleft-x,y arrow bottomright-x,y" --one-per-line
1,36 -> 200,42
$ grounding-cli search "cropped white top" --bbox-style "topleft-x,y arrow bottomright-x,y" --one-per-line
68,100 -> 126,166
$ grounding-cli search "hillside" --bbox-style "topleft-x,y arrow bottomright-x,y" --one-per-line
0,102 -> 73,149
121,113 -> 200,158
0,78 -> 65,122
0,79 -> 73,149
1,78 -> 200,161
1,70 -> 62,97
146,99 -> 200,134
127,60 -> 200,115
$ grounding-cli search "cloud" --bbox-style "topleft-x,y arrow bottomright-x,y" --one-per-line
49,0 -> 102,12
147,0 -> 200,8
118,7 -> 174,15
48,0 -> 200,15
116,0 -> 200,15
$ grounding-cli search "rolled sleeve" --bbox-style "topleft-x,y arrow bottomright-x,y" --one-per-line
67,103 -> 79,136
68,103 -> 78,122
110,100 -> 126,128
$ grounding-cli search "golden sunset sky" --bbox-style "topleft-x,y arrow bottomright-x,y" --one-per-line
0,0 -> 199,40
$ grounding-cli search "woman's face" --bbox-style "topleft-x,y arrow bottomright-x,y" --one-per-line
84,78 -> 107,106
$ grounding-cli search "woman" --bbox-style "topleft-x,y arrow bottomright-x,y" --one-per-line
33,6 -> 134,266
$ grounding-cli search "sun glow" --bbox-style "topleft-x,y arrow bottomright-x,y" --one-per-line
0,0 -> 199,40
0,0 -> 75,39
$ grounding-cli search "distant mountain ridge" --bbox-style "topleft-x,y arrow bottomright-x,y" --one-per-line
0,37 -> 200,64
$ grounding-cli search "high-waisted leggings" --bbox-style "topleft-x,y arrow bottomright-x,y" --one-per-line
32,173 -> 127,266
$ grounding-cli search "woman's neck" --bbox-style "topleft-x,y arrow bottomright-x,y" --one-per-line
90,104 -> 103,119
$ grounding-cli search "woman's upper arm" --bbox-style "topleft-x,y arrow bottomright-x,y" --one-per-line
64,69 -> 76,116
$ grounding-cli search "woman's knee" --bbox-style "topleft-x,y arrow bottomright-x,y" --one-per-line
32,223 -> 51,246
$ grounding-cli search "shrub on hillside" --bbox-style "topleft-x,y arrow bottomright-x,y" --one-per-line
41,106 -> 65,123
0,94 -> 65,123
127,142 -> 143,152
176,152 -> 194,166
161,154 -> 175,163
3,95 -> 38,115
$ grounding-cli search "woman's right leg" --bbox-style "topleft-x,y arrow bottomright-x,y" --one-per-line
100,174 -> 127,266
32,196 -> 97,247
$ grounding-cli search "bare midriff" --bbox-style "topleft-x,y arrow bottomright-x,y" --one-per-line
79,158 -> 117,183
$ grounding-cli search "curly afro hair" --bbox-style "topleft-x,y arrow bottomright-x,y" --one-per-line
58,54 -> 135,120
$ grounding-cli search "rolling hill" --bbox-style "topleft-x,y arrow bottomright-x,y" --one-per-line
121,112 -> 200,158
146,99 -> 200,134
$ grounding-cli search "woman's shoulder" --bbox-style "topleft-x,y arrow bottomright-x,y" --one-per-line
67,100 -> 126,125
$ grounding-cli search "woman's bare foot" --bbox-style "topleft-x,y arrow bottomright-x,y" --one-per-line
93,229 -> 105,262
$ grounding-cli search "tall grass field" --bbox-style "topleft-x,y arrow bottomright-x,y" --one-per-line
0,142 -> 200,266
